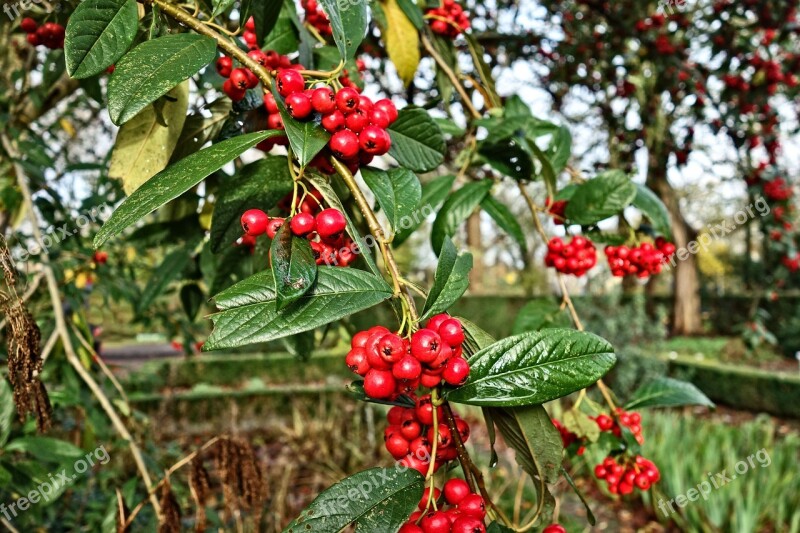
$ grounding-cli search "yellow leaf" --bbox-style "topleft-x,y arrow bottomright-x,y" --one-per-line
59,118 -> 76,138
109,82 -> 189,195
381,0 -> 420,86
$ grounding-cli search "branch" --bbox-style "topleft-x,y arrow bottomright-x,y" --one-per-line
0,134 -> 162,520
138,0 -> 273,90
421,33 -> 482,120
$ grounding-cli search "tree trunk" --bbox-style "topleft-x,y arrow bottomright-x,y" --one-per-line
646,156 -> 704,335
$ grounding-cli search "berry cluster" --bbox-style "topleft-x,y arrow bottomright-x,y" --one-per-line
552,418 -> 584,455
217,48 -> 297,102
399,479 -> 486,532
426,0 -> 471,38
604,238 -> 676,278
271,74 -> 397,173
544,236 -> 597,276
240,206 -> 358,266
302,0 -> 332,37
385,398 -> 470,475
20,18 -> 64,49
595,408 -> 644,444
593,455 -> 660,495
346,316 -> 469,400
241,16 -> 259,50
763,178 -> 793,202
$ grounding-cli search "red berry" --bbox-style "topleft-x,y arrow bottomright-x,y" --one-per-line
240,209 -> 269,236
329,129 -> 360,159
335,87 -> 361,113
315,208 -> 346,240
286,92 -> 312,119
345,348 -> 369,375
451,516 -> 486,533
373,98 -> 398,123
399,524 -> 424,533
457,494 -> 486,519
415,395 -> 438,425
229,68 -> 250,90
401,419 -> 423,440
420,511 -> 451,533
442,357 -> 470,386
443,478 -> 471,505
26,32 -> 41,46
311,87 -> 336,113
263,93 -> 279,113
378,333 -> 405,363
321,110 -> 346,132
20,17 -> 38,33
265,217 -> 285,239
418,487 -> 441,510
634,474 -> 651,490
247,49 -> 268,66
345,109 -> 370,133
438,318 -> 464,346
411,329 -> 442,363
595,414 -> 614,431
393,355 -> 422,380
368,108 -> 391,129
290,213 -> 316,236
363,369 -> 395,399
542,525 -> 567,533
359,125 -> 392,155
216,56 -> 233,77
385,433 -> 410,459
277,69 -> 305,96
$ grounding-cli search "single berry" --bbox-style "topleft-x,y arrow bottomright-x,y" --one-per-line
359,125 -> 392,155
315,208 -> 347,240
438,318 -> 465,346
410,329 -> 443,363
20,17 -> 38,33
363,369 -> 396,399
457,494 -> 486,520
265,217 -> 285,239
290,213 -> 316,236
277,69 -> 305,96
345,348 -> 369,375
229,68 -> 250,90
368,108 -> 391,129
442,357 -> 470,386
345,109 -> 370,133
373,98 -> 398,123
335,87 -> 361,113
443,478 -> 471,505
393,355 -> 422,380
385,433 -> 410,459
321,110 -> 346,132
378,333 -> 406,363
311,87 -> 336,113
451,516 -> 486,533
329,129 -> 360,159
216,56 -> 233,77
542,525 -> 567,533
420,511 -> 451,533
286,92 -> 312,119
240,209 -> 269,236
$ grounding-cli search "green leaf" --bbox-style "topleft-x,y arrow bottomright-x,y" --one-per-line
487,523 -> 516,533
564,170 -> 637,226
388,107 -> 446,172
108,34 -> 217,125
481,195 -> 527,254
137,246 -> 193,313
210,156 -> 293,252
65,0 -> 138,79
5,437 -> 86,463
212,0 -> 236,17
171,98 -> 232,162
0,378 -> 14,447
421,239 -> 472,321
95,131 -> 279,247
562,409 -> 600,442
486,405 -> 562,483
393,174 -> 454,247
431,180 -> 493,253
527,140 -> 557,197
478,136 -> 534,181
511,299 -> 568,335
180,283 -> 205,321
632,183 -> 672,240
282,467 -> 423,533
548,126 -> 572,174
260,1 -> 300,54
625,377 -> 714,410
504,95 -> 532,118
206,267 -> 392,350
271,222 -> 318,309
446,329 -> 617,407
396,0 -> 424,29
272,85 -> 330,166
242,0 -> 284,45
360,167 -> 422,233
457,317 -> 496,356
317,0 -> 368,60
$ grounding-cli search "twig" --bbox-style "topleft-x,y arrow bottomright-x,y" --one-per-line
421,33 -> 482,120
1,133 -> 162,519
39,329 -> 59,365
70,323 -> 130,405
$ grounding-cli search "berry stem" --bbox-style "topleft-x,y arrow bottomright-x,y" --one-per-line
137,0 -> 273,89
425,388 -> 441,481
332,156 -> 420,326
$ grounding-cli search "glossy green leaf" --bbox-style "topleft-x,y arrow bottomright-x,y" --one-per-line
564,170 -> 637,226
360,167 -> 421,233
548,126 -> 572,174
446,329 -> 616,407
632,183 -> 673,240
388,107 -> 446,172
271,222 -> 318,309
481,195 -> 527,254
210,156 -> 293,252
396,0 -> 424,28
241,0 -> 284,45
487,405 -> 562,483
5,437 -> 86,463
272,85 -> 330,166
108,34 -> 217,125
431,180 -> 493,253
65,0 -> 138,79
457,317 -> 496,357
212,0 -> 236,17
282,467 -> 423,533
95,131 -> 279,248
421,239 -> 472,321
317,0 -> 368,60
137,246 -> 193,313
260,1 -> 300,54
625,377 -> 714,410
478,136 -> 534,180
393,174 -> 454,246
206,267 -> 392,350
